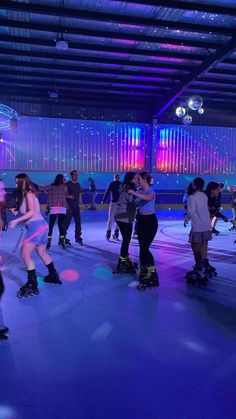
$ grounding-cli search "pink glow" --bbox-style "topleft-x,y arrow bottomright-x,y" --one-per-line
60,269 -> 80,282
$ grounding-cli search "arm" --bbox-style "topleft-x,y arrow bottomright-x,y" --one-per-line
127,189 -> 154,201
9,192 -> 36,228
102,184 -> 111,204
186,195 -> 196,220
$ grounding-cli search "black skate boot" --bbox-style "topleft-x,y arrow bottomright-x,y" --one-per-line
229,219 -> 236,231
105,230 -> 111,241
211,227 -> 220,235
203,259 -> 217,278
113,257 -> 137,274
58,236 -> 66,249
44,262 -> 62,284
65,237 -> 71,246
17,269 -> 39,298
75,236 -> 83,245
46,236 -> 52,250
0,327 -> 9,340
137,266 -> 159,290
112,229 -> 119,241
185,267 -> 208,286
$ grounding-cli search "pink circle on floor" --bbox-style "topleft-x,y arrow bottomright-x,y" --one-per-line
60,269 -> 79,282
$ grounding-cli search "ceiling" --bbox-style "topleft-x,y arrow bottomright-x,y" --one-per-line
0,0 -> 236,121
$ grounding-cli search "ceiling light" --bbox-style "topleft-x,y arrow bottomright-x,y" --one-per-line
56,35 -> 69,51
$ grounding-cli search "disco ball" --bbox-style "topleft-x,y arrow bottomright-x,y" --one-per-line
183,115 -> 192,125
198,107 -> 204,114
187,95 -> 203,111
175,106 -> 186,118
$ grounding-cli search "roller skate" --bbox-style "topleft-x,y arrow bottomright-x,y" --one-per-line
112,229 -> 119,241
44,270 -> 62,285
58,236 -> 66,249
137,266 -> 159,290
211,227 -> 220,236
229,219 -> 236,231
105,230 -> 111,241
17,270 -> 39,298
46,236 -> 52,250
113,256 -> 137,274
0,326 -> 9,341
75,236 -> 83,245
64,237 -> 71,246
185,266 -> 208,286
203,259 -> 217,278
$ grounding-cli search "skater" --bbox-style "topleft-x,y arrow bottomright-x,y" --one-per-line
128,171 -> 159,289
0,181 -> 8,338
0,179 -> 7,233
0,257 -> 8,340
227,185 -> 236,231
185,177 -> 214,285
210,183 -> 228,233
102,173 -> 121,241
205,182 -> 227,235
88,177 -> 97,210
114,172 -> 137,274
9,173 -> 61,298
65,170 -> 83,245
40,174 -> 68,249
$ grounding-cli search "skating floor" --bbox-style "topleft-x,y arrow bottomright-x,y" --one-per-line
0,210 -> 235,419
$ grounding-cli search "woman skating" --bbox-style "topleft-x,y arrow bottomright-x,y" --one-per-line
9,173 -> 61,298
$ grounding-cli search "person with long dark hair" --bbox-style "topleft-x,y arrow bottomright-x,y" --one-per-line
114,172 -> 137,274
40,174 -> 68,249
185,177 -> 212,285
128,171 -> 159,289
9,173 -> 61,298
0,180 -> 8,338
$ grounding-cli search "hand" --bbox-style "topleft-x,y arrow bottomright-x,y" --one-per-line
9,219 -> 19,229
10,208 -> 18,216
79,205 -> 84,211
67,195 -> 74,200
127,189 -> 135,195
101,201 -> 104,205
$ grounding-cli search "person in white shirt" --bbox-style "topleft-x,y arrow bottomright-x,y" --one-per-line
185,177 -> 213,285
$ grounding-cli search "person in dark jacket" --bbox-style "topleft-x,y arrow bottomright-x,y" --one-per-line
65,170 -> 83,245
102,173 -> 121,241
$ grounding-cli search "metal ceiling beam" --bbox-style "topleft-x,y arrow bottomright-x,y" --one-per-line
0,68 -> 236,88
0,47 -> 202,68
0,76 -> 172,91
0,17 -> 224,49
0,69 -> 178,86
0,43 -> 204,62
155,36 -> 236,117
113,0 -> 236,17
209,68 -> 236,76
0,87 -> 162,101
0,83 -> 165,98
0,1 -> 235,36
0,57 -> 192,73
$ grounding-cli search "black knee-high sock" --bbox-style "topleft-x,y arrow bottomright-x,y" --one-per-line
46,261 -> 56,274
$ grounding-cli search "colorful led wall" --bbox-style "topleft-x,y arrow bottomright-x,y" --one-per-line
0,117 -> 150,172
154,124 -> 236,175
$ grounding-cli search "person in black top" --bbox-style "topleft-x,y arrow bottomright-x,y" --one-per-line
88,178 -> 97,210
102,173 -> 121,241
205,182 -> 228,235
65,170 -> 83,245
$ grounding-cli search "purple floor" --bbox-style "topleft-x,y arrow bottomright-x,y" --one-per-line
0,210 -> 235,419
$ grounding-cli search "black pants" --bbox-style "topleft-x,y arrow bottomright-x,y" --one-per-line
48,213 -> 66,237
136,214 -> 158,265
0,272 -> 4,299
116,221 -> 133,258
65,207 -> 82,240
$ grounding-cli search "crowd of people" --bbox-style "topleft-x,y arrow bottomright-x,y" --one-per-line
0,170 -> 236,339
